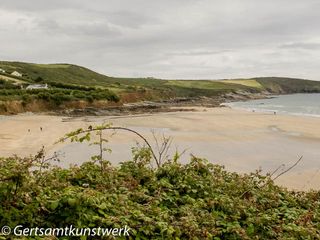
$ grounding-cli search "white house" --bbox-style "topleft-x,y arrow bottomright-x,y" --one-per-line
26,84 -> 49,90
0,68 -> 5,73
11,71 -> 23,77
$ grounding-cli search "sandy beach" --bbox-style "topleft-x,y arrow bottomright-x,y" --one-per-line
1,107 -> 320,190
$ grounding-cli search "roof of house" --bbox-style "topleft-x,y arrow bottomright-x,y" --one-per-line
26,84 -> 48,89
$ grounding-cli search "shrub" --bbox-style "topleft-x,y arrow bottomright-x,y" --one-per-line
34,76 -> 44,83
0,146 -> 319,239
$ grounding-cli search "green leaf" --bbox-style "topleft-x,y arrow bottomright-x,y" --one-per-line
246,223 -> 255,235
49,200 -> 59,210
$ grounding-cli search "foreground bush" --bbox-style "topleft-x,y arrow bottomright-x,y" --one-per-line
0,149 -> 319,239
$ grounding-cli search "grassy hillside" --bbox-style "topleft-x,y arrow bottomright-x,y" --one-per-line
1,61 -> 320,93
0,61 -> 113,86
0,61 -> 320,91
221,79 -> 264,88
0,61 -> 257,97
255,77 -> 320,93
1,61 -> 320,113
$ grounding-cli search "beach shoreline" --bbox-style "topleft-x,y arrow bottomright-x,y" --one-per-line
1,106 -> 320,190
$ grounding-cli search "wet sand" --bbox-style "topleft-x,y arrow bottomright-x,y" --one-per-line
0,107 -> 320,190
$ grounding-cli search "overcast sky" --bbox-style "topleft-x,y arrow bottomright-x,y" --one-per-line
1,0 -> 320,80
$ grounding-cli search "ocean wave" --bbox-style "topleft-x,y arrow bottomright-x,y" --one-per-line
227,93 -> 320,118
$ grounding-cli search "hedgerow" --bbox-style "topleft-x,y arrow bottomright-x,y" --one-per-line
0,88 -> 120,105
0,126 -> 319,239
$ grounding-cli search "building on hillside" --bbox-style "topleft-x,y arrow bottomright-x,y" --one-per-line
11,71 -> 23,77
0,68 -> 5,73
26,84 -> 49,90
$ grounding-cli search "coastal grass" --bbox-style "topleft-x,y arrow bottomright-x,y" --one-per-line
221,79 -> 264,89
256,77 -> 320,93
33,63 -> 71,69
166,80 -> 246,90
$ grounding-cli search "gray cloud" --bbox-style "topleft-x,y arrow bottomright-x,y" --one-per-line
280,42 -> 320,50
0,0 -> 320,80
166,50 -> 233,57
36,17 -> 121,38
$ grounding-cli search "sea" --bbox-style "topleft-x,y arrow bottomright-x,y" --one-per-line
226,93 -> 320,117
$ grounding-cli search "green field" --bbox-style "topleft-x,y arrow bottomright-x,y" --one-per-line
221,79 -> 264,88
166,80 -> 247,90
33,63 -> 71,69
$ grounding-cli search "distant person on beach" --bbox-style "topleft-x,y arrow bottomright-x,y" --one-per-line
274,112 -> 277,115
40,127 -> 43,131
